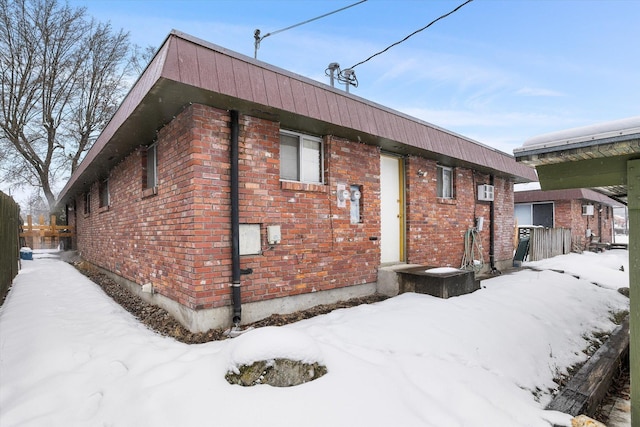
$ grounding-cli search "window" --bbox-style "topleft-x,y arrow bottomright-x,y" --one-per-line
84,192 -> 91,215
437,165 -> 453,198
280,130 -> 323,183
99,179 -> 109,208
515,203 -> 554,228
144,144 -> 157,189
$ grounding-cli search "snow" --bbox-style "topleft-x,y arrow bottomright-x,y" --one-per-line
514,182 -> 542,192
0,250 -> 629,427
518,115 -> 640,151
228,326 -> 324,370
425,267 -> 463,274
525,250 -> 629,290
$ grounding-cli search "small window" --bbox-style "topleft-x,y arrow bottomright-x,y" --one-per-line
99,179 -> 109,208
437,165 -> 453,198
84,192 -> 91,215
144,144 -> 157,189
280,130 -> 323,183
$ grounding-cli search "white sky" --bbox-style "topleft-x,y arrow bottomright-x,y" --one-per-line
0,249 -> 630,426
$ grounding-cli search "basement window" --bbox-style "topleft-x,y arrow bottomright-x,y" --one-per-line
437,165 -> 454,199
280,130 -> 323,184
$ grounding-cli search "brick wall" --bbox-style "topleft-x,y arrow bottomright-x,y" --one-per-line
554,199 -> 613,248
74,103 -> 518,313
75,104 -> 211,309
74,105 -> 381,311
405,157 -> 514,267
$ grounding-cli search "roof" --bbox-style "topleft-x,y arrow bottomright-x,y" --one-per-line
514,188 -> 622,207
514,116 -> 640,204
58,30 -> 537,205
517,116 -> 640,154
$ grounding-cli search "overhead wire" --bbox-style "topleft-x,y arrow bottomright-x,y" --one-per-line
346,0 -> 474,71
254,0 -> 368,58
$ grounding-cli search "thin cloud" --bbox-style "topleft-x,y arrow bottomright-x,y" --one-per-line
516,87 -> 565,97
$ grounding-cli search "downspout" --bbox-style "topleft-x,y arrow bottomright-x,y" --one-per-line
489,175 -> 500,274
230,110 -> 241,326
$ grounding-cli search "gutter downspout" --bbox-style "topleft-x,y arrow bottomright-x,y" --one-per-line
230,110 -> 241,325
489,175 -> 500,274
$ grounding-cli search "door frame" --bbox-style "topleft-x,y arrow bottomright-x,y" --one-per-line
380,153 -> 406,264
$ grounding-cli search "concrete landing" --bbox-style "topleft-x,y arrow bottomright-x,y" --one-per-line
396,266 -> 480,298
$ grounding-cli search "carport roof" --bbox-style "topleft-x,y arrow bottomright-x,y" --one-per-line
514,116 -> 640,205
58,30 -> 537,206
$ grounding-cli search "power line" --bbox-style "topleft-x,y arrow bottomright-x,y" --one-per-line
347,0 -> 474,70
254,0 -> 368,59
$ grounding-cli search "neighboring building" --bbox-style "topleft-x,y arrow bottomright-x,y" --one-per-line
514,187 -> 620,249
58,31 -> 536,332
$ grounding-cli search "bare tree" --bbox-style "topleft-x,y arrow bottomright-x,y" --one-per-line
0,0 -> 136,214
131,44 -> 157,75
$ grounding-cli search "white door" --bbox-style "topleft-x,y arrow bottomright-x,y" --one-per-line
380,155 -> 403,263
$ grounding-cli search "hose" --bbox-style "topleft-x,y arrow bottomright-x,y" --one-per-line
461,227 -> 484,272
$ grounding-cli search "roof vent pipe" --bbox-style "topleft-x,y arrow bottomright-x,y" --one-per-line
230,110 -> 242,325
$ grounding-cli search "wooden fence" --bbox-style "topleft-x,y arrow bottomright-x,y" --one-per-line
20,215 -> 74,250
1,191 -> 20,302
519,227 -> 572,262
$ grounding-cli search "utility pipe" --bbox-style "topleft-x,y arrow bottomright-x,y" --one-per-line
489,174 -> 499,273
230,110 -> 241,325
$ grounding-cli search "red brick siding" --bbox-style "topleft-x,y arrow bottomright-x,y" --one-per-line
405,157 -> 514,267
554,199 -> 613,247
74,103 -> 519,312
236,131 -> 381,304
74,105 -> 381,310
75,105 -> 220,309
492,177 -> 515,262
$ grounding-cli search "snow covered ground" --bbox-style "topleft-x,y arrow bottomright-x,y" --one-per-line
0,249 -> 629,427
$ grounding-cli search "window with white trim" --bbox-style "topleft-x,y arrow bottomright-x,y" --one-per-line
437,165 -> 453,198
280,130 -> 323,183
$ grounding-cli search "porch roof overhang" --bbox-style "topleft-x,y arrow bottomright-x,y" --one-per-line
513,116 -> 640,205
57,30 -> 537,207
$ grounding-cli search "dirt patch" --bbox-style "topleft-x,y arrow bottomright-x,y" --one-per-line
73,261 -> 388,344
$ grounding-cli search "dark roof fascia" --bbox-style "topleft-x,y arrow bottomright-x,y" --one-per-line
172,31 -> 536,181
57,30 -> 536,207
172,32 -> 510,155
514,189 -> 622,206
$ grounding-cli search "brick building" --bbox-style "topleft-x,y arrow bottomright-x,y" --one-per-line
58,31 -> 536,332
514,187 -> 620,249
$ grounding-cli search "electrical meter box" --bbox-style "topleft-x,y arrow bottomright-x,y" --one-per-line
267,225 -> 281,244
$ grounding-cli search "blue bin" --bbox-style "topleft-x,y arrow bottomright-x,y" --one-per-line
20,248 -> 33,260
